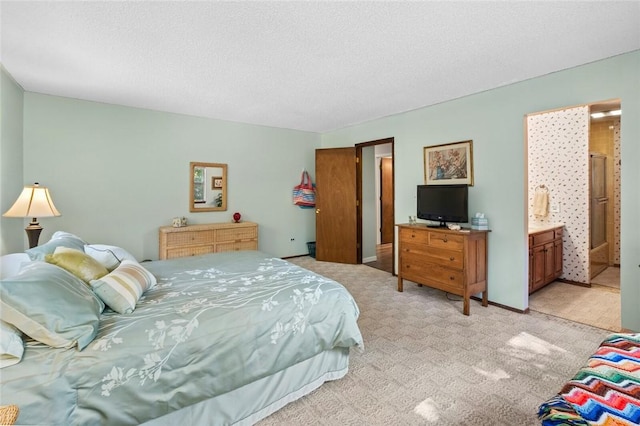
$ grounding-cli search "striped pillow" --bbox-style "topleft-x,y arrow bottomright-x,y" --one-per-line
89,260 -> 156,314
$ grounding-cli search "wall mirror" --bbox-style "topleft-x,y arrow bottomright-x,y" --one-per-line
190,162 -> 227,212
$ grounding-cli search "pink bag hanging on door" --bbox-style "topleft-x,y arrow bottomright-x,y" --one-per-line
293,171 -> 316,207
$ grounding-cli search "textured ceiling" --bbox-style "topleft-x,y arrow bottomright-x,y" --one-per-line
1,1 -> 638,133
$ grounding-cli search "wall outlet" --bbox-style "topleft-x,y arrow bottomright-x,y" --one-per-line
290,237 -> 295,242
550,203 -> 560,213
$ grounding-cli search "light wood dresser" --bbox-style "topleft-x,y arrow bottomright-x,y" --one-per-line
397,224 -> 489,316
159,222 -> 258,260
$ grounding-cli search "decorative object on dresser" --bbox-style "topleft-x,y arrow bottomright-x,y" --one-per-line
529,225 -> 563,294
159,222 -> 258,260
2,182 -> 61,248
171,217 -> 187,228
233,212 -> 241,223
397,223 -> 488,315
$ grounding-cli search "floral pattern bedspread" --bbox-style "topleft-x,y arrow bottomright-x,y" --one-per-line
1,251 -> 363,425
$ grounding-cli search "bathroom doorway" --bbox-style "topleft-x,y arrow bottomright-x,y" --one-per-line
525,100 -> 622,331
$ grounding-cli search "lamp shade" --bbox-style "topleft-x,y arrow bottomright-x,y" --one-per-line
3,184 -> 61,218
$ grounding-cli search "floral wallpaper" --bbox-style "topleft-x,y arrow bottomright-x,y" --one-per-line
527,106 -> 590,283
613,118 -> 621,264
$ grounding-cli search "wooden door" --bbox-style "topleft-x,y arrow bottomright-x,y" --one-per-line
315,148 -> 358,264
380,157 -> 394,244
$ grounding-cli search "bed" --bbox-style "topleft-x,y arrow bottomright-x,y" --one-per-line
0,232 -> 363,425
537,333 -> 639,426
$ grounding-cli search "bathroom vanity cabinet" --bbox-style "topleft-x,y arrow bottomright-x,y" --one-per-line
529,225 -> 563,294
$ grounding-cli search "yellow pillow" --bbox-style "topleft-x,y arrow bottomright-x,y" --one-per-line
45,247 -> 109,284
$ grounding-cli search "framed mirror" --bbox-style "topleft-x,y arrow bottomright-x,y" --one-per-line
190,162 -> 227,212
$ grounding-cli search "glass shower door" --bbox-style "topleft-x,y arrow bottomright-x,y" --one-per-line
590,154 -> 607,249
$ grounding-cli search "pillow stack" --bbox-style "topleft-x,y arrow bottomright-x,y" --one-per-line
0,231 -> 157,367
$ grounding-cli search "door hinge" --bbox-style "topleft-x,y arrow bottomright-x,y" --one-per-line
355,157 -> 360,163
356,200 -> 360,207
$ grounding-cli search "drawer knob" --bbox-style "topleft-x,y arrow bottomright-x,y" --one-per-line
449,256 -> 455,261
449,276 -> 455,280
443,237 -> 448,243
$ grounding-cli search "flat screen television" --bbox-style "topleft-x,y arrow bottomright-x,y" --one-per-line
417,184 -> 468,228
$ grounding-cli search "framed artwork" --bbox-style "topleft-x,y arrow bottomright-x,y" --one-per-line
212,176 -> 223,189
424,140 -> 474,186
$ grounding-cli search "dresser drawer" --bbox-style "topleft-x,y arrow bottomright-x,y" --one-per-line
401,243 -> 463,270
399,227 -> 430,245
401,258 -> 464,292
216,226 -> 258,242
427,232 -> 464,251
217,240 -> 258,252
166,245 -> 215,259
167,230 -> 216,246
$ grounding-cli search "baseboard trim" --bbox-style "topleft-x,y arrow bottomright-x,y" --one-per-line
471,296 -> 529,314
557,278 -> 590,288
281,254 -> 310,260
362,256 -> 377,263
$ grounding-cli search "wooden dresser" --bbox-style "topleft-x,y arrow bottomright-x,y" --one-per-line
528,225 -> 563,294
159,222 -> 258,260
397,224 -> 489,315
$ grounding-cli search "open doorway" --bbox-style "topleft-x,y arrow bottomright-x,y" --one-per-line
357,138 -> 394,274
525,100 -> 621,332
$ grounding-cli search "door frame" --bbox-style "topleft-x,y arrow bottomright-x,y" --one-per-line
356,137 -> 395,275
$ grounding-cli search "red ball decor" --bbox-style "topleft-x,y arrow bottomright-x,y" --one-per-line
233,212 -> 241,223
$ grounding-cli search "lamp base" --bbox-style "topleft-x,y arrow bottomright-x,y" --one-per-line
25,219 -> 43,249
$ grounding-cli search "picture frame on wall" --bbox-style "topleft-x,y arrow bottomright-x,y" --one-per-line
212,176 -> 223,189
424,140 -> 474,186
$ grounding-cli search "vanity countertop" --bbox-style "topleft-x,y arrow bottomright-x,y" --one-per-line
528,223 -> 564,235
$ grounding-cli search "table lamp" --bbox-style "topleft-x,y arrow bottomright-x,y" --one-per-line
3,183 -> 61,248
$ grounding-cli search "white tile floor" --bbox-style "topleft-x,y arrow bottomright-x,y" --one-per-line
529,267 -> 621,332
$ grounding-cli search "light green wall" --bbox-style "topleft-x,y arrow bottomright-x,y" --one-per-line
0,66 -> 25,254
22,94 -> 320,260
321,51 -> 640,332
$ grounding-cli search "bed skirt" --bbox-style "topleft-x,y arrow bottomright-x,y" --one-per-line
142,347 -> 351,426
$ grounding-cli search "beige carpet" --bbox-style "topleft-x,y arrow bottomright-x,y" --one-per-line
258,257 -> 611,425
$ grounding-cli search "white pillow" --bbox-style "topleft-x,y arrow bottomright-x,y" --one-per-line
84,244 -> 137,271
0,253 -> 31,279
0,320 -> 24,368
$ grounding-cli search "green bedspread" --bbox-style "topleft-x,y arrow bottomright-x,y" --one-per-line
0,251 -> 363,425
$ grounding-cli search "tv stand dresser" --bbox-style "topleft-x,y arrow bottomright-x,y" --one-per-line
397,224 -> 489,315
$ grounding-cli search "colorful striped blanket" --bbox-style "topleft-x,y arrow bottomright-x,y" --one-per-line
538,333 -> 640,425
